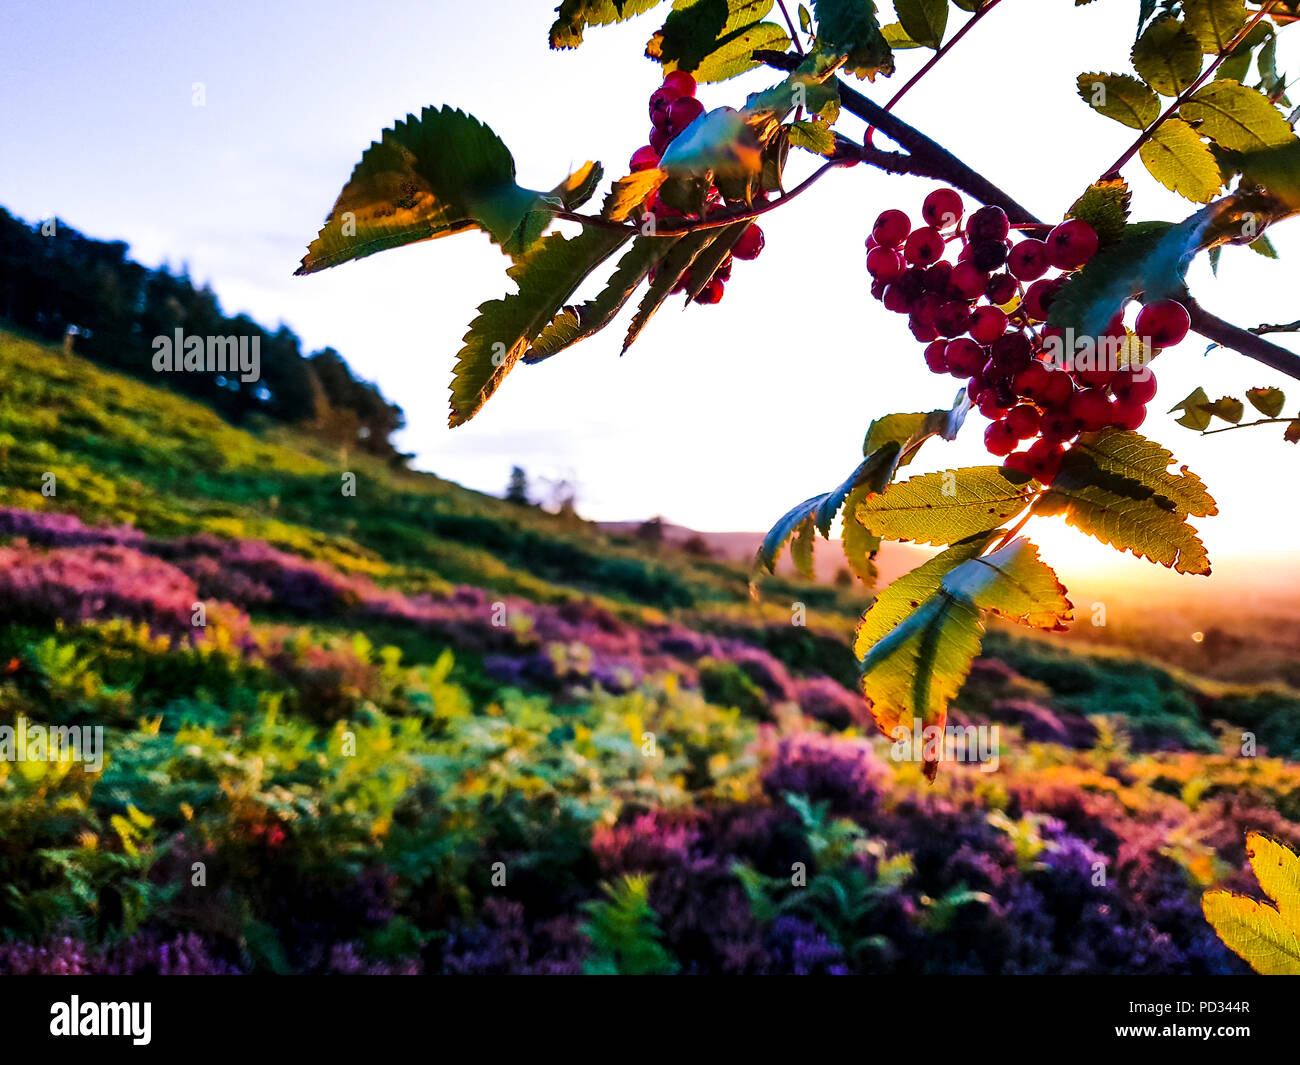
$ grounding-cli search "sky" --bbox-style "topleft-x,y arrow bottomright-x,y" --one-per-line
1,0 -> 1297,582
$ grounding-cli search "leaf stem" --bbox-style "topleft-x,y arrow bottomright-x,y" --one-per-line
1099,2 -> 1279,181
1198,416 -> 1295,435
864,0 -> 1005,148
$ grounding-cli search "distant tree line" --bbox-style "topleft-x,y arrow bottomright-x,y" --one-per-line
0,207 -> 408,461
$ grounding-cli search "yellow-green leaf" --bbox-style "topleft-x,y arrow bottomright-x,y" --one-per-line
1131,17 -> 1203,97
1140,119 -> 1223,203
1181,80 -> 1298,152
1183,0 -> 1248,55
854,467 -> 1037,546
1203,832 -> 1300,975
939,538 -> 1074,631
1069,428 -> 1218,517
1076,73 -> 1160,130
1247,386 -> 1286,418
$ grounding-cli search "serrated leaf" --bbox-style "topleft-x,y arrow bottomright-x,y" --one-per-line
811,0 -> 894,79
1205,395 -> 1245,422
526,237 -> 673,363
939,538 -> 1074,631
788,119 -> 837,155
683,222 -> 752,300
1067,179 -> 1132,247
1203,832 -> 1300,975
450,225 -> 631,426
854,534 -> 998,657
1132,17 -> 1204,97
854,467 -> 1037,546
1247,386 -> 1286,417
880,22 -> 924,48
1216,21 -> 1271,82
1183,0 -> 1248,54
790,516 -> 816,577
549,161 -> 605,212
1069,428 -> 1217,517
602,170 -> 667,222
1140,118 -> 1224,202
894,0 -> 947,49
1077,72 -> 1161,129
1182,80 -> 1297,151
622,230 -> 719,352
297,107 -> 590,273
1239,142 -> 1300,210
550,0 -> 666,49
841,487 -> 882,586
648,0 -> 791,83
1249,234 -> 1279,259
1033,458 -> 1212,575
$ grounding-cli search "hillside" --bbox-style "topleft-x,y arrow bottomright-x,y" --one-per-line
1,325 -> 1299,975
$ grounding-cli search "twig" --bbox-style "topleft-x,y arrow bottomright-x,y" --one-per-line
1199,417 -> 1296,436
775,0 -> 803,54
1186,296 -> 1300,383
1252,318 -> 1300,336
1100,2 -> 1279,180
865,0 -> 1005,148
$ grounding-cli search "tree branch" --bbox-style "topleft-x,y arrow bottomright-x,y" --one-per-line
755,50 -> 1041,224
1252,318 -> 1300,336
1186,296 -> 1300,382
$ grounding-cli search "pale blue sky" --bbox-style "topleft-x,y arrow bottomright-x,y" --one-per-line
2,0 -> 1297,577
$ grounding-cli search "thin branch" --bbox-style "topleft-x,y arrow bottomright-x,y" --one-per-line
1252,318 -> 1300,336
865,0 -> 1005,148
1186,296 -> 1300,383
1101,2 -> 1279,180
756,50 -> 1041,224
775,0 -> 803,54
1199,416 -> 1296,436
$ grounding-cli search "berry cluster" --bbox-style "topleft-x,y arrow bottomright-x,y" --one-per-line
866,190 -> 1191,482
630,70 -> 765,305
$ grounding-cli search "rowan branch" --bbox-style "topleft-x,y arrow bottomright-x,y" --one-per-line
1186,296 -> 1300,383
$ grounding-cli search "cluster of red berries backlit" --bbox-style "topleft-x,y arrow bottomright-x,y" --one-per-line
867,190 -> 1191,483
629,70 -> 765,305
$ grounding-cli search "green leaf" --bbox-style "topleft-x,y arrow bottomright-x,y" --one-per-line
854,533 -> 998,657
757,499 -> 823,576
1076,72 -> 1160,129
1067,178 -> 1132,248
1069,428 -> 1218,517
939,538 -> 1074,631
647,0 -> 792,83
1140,118 -> 1224,202
1216,21 -> 1271,82
791,516 -> 816,577
550,0 -> 666,49
894,0 -> 947,49
1182,80 -> 1297,151
297,107 -> 596,272
450,225 -> 632,426
854,467 -> 1037,546
1170,386 -> 1214,430
1240,142 -> 1300,210
1131,17 -> 1204,97
811,0 -> 894,79
788,119 -> 837,155
683,222 -> 752,300
841,487 -> 882,586
1249,234 -> 1279,259
526,237 -> 673,363
621,230 -> 718,352
1205,395 -> 1245,423
1033,457 -> 1212,575
1182,0 -> 1248,54
880,21 -> 924,48
1247,386 -> 1286,418
602,170 -> 666,222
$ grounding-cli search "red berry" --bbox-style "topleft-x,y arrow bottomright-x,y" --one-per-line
984,273 -> 1019,305
971,239 -> 1009,272
967,205 -> 1010,242
667,96 -> 705,133
904,226 -> 946,267
910,317 -> 940,342
733,224 -> 765,260
866,245 -> 904,282
978,392 -> 1011,420
1069,388 -> 1114,432
1040,411 -> 1082,444
923,188 -> 964,230
934,300 -> 973,338
991,332 -> 1033,371
1074,365 -> 1115,389
984,420 -> 1019,457
1110,399 -> 1147,430
882,283 -> 912,314
1003,449 -> 1035,477
649,88 -> 677,120
922,261 -> 954,293
872,209 -> 911,248
1007,239 -> 1050,282
662,70 -> 697,98
1046,219 -> 1099,271
1113,369 -> 1157,405
1135,299 -> 1190,349
1004,403 -> 1042,439
1023,277 -> 1063,322
969,306 -> 1008,345
629,145 -> 661,172
945,338 -> 985,377
1023,438 -> 1065,483
923,339 -> 949,373
694,277 -> 724,304
1013,363 -> 1052,403
950,261 -> 988,299
649,127 -> 673,155
1038,369 -> 1074,409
